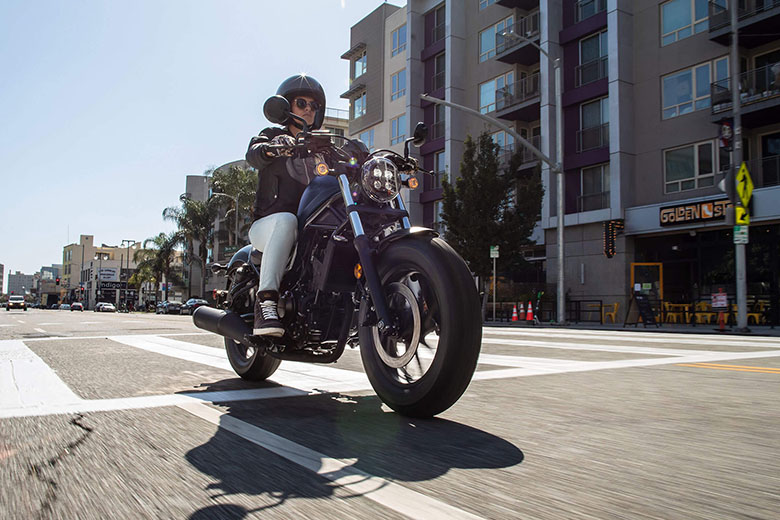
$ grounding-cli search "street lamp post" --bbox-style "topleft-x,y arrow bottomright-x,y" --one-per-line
419,37 -> 566,324
121,239 -> 137,308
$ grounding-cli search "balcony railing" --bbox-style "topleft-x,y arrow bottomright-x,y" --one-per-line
711,62 -> 780,113
521,135 -> 542,163
495,12 -> 540,55
577,191 -> 610,212
432,70 -> 445,91
432,23 -> 445,44
576,123 -> 609,152
575,56 -> 608,87
496,72 -> 541,111
575,0 -> 607,23
709,0 -> 780,31
324,107 -> 349,120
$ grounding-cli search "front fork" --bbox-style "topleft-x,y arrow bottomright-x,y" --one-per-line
338,174 -> 410,335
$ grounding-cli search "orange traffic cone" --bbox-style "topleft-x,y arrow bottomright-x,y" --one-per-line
511,304 -> 519,322
526,301 -> 534,321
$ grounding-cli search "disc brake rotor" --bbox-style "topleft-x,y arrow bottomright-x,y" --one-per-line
371,282 -> 421,369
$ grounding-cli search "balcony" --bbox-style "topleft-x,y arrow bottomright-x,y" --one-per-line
709,0 -> 780,47
495,73 -> 541,121
577,191 -> 610,212
518,135 -> 542,168
710,63 -> 780,127
575,0 -> 607,23
495,12 -> 541,65
575,56 -> 608,87
496,0 -> 539,10
576,123 -> 609,152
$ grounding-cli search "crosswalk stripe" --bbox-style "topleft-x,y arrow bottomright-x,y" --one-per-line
483,327 -> 780,346
0,340 -> 81,409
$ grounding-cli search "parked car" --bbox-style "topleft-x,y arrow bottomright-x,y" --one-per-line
59,304 -> 71,310
71,302 -> 84,311
50,303 -> 60,309
94,302 -> 105,312
158,300 -> 182,315
7,296 -> 26,311
180,298 -> 209,315
100,303 -> 116,313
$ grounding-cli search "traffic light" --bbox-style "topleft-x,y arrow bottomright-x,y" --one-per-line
56,277 -> 60,285
603,219 -> 625,258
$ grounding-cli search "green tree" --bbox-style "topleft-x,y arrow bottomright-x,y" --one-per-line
133,232 -> 183,302
163,195 -> 223,299
440,132 -> 543,304
210,165 -> 256,246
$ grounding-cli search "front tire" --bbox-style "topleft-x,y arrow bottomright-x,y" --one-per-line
359,237 -> 482,417
225,337 -> 281,381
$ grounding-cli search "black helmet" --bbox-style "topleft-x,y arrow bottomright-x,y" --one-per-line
276,74 -> 326,130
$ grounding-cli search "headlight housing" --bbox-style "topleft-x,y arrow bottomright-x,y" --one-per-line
361,155 -> 399,203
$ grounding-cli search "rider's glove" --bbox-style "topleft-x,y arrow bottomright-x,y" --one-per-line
269,134 -> 297,157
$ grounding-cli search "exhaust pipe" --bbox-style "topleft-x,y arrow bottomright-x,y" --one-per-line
193,306 -> 252,345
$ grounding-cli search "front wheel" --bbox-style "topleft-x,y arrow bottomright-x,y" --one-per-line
359,237 -> 482,417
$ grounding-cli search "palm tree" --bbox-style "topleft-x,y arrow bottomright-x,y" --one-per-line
133,232 -> 183,302
210,165 -> 256,245
163,196 -> 222,299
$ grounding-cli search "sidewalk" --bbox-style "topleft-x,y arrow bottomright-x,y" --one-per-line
483,319 -> 780,337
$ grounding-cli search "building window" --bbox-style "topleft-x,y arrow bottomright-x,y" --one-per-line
575,0 -> 607,23
391,114 -> 406,145
578,97 -> 609,151
434,150 -> 445,189
353,92 -> 366,119
433,104 -> 445,139
661,0 -> 709,46
432,53 -> 446,90
664,140 -> 718,193
577,30 -> 608,87
479,0 -> 497,9
359,128 -> 375,152
662,57 -> 728,119
479,71 -> 515,114
432,4 -> 446,43
580,163 -> 610,212
353,50 -> 367,78
491,130 -> 516,162
392,25 -> 407,56
391,69 -> 406,101
479,15 -> 514,62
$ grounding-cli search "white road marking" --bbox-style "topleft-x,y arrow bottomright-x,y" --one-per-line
0,324 -> 15,328
34,328 -> 47,334
16,320 -> 25,324
80,321 -> 101,325
179,402 -> 485,520
0,340 -> 81,409
38,323 -> 63,326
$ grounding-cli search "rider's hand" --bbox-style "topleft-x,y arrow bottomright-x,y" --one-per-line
271,134 -> 296,156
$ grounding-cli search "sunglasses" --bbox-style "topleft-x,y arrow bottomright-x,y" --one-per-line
294,98 -> 320,111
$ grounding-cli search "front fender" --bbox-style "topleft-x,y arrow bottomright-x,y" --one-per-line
377,226 -> 439,254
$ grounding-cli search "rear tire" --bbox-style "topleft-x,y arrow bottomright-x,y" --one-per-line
225,337 -> 281,381
359,237 -> 482,417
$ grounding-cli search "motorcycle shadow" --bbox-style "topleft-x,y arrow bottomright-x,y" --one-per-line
185,390 -> 524,519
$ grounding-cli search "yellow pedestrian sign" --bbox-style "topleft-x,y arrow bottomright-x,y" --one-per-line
735,206 -> 750,225
736,162 -> 754,208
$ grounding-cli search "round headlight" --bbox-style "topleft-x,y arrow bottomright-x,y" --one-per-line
361,156 -> 399,203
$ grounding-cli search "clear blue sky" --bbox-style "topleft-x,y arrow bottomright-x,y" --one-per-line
0,0 -> 402,292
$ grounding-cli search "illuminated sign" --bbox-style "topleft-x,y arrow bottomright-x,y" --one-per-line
659,199 -> 731,226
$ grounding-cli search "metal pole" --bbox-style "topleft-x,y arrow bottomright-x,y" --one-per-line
492,256 -> 496,323
730,0 -> 748,331
555,58 -> 565,325
234,194 -> 240,247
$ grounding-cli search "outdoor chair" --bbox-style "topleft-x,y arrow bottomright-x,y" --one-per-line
603,302 -> 619,323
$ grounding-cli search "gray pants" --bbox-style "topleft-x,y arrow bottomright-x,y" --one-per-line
248,212 -> 298,293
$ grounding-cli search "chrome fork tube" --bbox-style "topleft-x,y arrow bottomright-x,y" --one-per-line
394,193 -> 411,229
339,174 -> 365,236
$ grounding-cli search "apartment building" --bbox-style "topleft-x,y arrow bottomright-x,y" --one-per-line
62,234 -> 141,307
7,271 -> 34,297
344,0 -> 780,318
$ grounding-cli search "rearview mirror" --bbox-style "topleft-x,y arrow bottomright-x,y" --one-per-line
263,95 -> 290,125
412,122 -> 428,147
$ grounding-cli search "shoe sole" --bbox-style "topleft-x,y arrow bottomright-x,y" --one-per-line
253,327 -> 284,337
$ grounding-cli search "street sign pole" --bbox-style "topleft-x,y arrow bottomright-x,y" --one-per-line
730,1 -> 748,331
490,245 -> 499,323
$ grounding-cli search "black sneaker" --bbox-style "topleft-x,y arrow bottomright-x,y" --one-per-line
254,290 -> 284,337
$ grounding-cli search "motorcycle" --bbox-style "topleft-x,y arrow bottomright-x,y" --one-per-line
193,95 -> 482,417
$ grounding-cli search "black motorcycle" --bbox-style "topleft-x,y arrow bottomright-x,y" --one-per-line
193,95 -> 482,417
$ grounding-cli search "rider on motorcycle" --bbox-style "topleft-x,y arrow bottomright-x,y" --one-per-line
245,74 -> 329,337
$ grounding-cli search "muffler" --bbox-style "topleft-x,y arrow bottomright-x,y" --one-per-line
192,306 -> 252,345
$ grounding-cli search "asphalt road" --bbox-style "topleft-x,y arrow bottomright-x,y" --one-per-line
1,309 -> 778,519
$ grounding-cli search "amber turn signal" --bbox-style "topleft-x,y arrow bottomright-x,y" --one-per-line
354,263 -> 363,279
408,176 -> 419,189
